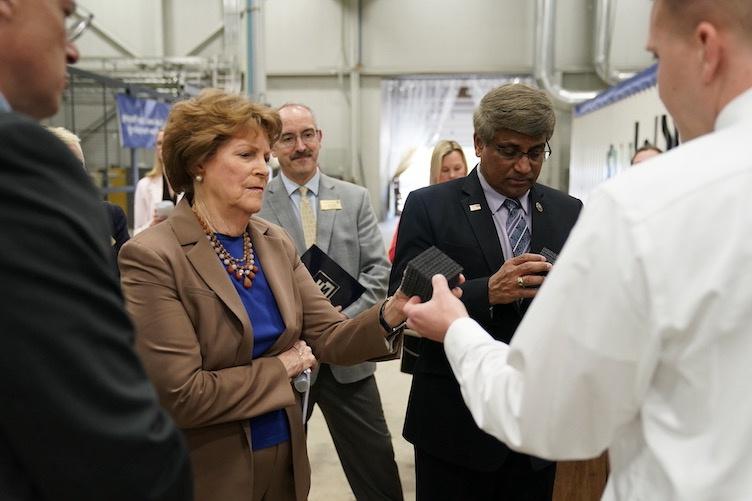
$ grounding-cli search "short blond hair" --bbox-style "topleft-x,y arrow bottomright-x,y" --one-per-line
657,0 -> 752,39
162,89 -> 281,196
47,126 -> 84,164
429,140 -> 467,185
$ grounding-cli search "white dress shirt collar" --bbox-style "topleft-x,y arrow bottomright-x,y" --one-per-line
715,86 -> 752,132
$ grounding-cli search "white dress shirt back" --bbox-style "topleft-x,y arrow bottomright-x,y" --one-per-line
444,87 -> 752,500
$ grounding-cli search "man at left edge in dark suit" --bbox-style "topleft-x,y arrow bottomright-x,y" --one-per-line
0,1 -> 191,500
390,83 -> 582,500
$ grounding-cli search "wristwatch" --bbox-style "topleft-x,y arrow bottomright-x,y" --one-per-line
379,297 -> 407,336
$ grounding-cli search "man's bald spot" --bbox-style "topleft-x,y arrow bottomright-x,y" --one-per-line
277,103 -> 318,127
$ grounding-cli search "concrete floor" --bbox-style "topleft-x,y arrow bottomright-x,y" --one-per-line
306,359 -> 415,501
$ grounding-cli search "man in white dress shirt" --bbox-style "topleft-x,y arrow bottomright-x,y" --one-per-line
403,0 -> 752,499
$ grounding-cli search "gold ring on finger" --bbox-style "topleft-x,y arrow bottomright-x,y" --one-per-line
517,276 -> 526,288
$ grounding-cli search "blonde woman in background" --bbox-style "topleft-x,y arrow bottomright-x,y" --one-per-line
429,139 -> 469,185
388,140 -> 468,262
133,129 -> 176,234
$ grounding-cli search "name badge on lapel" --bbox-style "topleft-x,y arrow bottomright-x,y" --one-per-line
320,199 -> 342,210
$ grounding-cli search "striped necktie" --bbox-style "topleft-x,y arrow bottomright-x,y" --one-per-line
299,186 -> 317,249
503,198 -> 530,257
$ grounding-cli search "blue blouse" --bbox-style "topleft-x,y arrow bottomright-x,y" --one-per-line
216,233 -> 290,451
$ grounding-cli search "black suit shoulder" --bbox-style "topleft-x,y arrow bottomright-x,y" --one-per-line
533,181 -> 582,205
532,182 -> 583,217
0,112 -> 191,500
406,174 -> 466,203
529,182 -> 583,256
105,201 -> 130,258
388,176 -> 468,295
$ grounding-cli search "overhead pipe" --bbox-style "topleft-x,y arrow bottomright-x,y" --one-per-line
593,0 -> 636,85
534,0 -> 600,107
348,0 -> 363,185
222,0 -> 242,93
245,0 -> 267,101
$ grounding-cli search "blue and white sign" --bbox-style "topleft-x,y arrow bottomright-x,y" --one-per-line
115,93 -> 171,149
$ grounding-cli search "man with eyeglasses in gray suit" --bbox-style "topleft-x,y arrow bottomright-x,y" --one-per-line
259,103 -> 403,501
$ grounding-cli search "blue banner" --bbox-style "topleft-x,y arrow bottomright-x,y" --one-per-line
574,64 -> 658,118
115,93 -> 171,149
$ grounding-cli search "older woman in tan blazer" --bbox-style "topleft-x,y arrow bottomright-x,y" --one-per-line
119,89 -> 409,501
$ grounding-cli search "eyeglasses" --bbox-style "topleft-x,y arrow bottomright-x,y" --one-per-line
67,12 -> 94,43
493,142 -> 552,164
277,128 -> 319,149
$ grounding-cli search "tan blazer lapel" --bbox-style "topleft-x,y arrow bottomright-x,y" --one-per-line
170,199 -> 253,357
250,216 -> 299,355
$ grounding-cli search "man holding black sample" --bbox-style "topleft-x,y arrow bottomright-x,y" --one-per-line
259,103 -> 403,500
390,84 -> 582,500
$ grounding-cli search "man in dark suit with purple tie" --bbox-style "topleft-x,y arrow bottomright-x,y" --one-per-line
390,84 -> 582,501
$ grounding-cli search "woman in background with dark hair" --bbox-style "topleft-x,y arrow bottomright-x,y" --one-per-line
630,143 -> 663,165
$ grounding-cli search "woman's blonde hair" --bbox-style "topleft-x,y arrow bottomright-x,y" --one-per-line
162,89 -> 281,196
429,140 -> 467,185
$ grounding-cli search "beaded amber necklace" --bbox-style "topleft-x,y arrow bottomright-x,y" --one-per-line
192,207 -> 258,288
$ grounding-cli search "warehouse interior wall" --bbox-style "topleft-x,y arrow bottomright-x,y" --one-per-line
69,0 -> 655,219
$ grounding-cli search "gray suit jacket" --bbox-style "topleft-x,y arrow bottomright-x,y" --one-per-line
258,172 -> 390,383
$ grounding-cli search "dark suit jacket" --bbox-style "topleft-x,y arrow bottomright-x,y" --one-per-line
389,167 -> 582,472
119,199 -> 399,501
104,201 -> 130,256
0,111 -> 191,500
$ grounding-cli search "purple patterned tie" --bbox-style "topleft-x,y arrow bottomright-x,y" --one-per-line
503,198 -> 530,257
